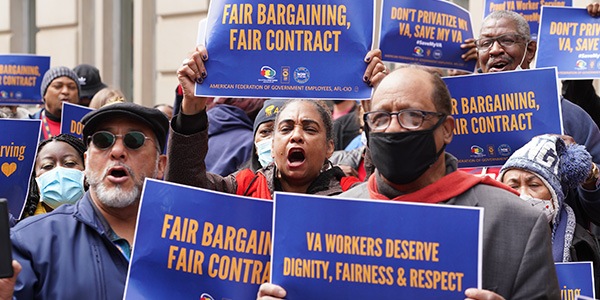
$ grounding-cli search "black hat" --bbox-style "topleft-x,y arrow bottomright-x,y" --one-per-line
81,102 -> 169,152
74,64 -> 107,98
253,99 -> 288,135
248,99 -> 288,171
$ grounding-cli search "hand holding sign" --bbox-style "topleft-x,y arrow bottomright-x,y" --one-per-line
363,49 -> 387,88
178,45 -> 209,115
589,3 -> 600,17
464,288 -> 506,300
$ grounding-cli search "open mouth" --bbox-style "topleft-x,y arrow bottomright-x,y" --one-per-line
110,169 -> 128,177
106,165 -> 130,183
287,148 -> 306,167
488,60 -> 510,72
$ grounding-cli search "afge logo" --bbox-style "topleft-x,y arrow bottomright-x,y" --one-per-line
498,144 -> 512,156
293,67 -> 310,84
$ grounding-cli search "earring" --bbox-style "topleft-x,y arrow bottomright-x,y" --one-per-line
275,164 -> 281,178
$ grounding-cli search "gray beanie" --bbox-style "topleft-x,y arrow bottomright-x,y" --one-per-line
499,134 -> 592,223
40,66 -> 81,98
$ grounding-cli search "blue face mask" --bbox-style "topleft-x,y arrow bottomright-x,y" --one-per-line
255,138 -> 273,168
35,166 -> 85,209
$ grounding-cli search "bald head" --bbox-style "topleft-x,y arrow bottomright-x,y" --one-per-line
373,67 -> 452,115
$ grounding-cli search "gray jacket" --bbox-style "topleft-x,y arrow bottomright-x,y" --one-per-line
339,154 -> 560,300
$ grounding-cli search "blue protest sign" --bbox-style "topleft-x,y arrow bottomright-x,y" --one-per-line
0,54 -> 50,105
378,0 -> 476,73
60,102 -> 94,139
483,0 -> 571,41
0,119 -> 41,218
555,262 -> 595,299
196,0 -> 375,100
124,179 -> 273,300
271,192 -> 482,299
536,6 -> 600,79
443,68 -> 563,168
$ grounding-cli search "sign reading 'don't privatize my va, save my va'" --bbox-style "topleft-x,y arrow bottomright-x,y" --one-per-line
60,102 -> 94,139
123,179 -> 273,300
536,6 -> 600,80
378,0 -> 476,73
270,192 -> 482,299
443,67 -> 563,169
196,0 -> 375,100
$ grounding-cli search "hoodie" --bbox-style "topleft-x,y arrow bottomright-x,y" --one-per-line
206,104 -> 254,176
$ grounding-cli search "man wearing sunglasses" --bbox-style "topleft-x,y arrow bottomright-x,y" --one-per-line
0,102 -> 168,300
458,9 -> 600,230
258,67 -> 559,300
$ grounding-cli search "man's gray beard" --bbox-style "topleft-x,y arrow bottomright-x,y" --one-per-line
86,159 -> 158,208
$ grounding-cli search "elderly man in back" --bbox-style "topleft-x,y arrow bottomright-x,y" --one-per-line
460,9 -> 600,229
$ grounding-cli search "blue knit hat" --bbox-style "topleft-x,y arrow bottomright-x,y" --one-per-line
40,66 -> 81,98
499,134 -> 592,222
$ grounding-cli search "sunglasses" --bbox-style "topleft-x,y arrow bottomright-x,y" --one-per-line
89,131 -> 155,150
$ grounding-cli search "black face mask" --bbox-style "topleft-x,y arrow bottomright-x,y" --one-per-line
368,116 -> 446,185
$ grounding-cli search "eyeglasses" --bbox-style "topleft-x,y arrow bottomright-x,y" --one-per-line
475,33 -> 527,52
364,110 -> 445,131
89,131 -> 154,150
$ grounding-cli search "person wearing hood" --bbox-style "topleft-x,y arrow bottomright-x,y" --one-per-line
205,97 -> 265,176
499,134 -> 600,294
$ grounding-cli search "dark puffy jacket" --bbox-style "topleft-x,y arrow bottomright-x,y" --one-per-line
11,192 -> 128,299
570,223 -> 600,296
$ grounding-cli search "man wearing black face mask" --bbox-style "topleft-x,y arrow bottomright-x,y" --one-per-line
340,67 -> 559,300
258,66 -> 560,300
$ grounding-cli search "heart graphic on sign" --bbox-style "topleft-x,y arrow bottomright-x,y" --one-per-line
1,162 -> 17,177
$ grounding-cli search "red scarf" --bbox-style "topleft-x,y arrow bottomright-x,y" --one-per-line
367,170 -> 517,203
235,168 -> 360,200
235,169 -> 272,200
